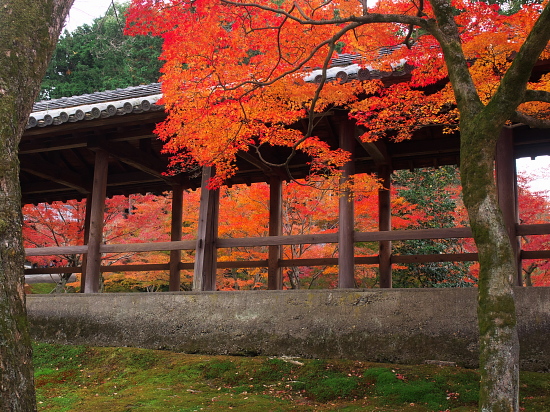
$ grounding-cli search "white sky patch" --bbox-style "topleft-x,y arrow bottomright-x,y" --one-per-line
64,0 -> 121,32
516,156 -> 550,196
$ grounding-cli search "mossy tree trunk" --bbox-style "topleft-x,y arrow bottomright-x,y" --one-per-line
0,0 -> 74,410
460,120 -> 520,412
427,1 -> 550,410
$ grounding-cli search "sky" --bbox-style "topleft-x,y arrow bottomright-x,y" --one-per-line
64,0 -> 118,32
63,0 -> 550,193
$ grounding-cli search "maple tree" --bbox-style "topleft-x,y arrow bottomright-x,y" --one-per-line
518,171 -> 550,286
209,177 -> 426,290
127,0 -> 550,408
23,194 -> 176,292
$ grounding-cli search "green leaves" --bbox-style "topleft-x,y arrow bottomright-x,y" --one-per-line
39,3 -> 162,100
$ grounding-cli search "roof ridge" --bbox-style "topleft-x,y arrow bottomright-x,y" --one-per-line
33,83 -> 162,112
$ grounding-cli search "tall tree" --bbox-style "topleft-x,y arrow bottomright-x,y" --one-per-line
392,166 -> 475,288
0,0 -> 74,409
39,2 -> 162,100
127,0 -> 550,409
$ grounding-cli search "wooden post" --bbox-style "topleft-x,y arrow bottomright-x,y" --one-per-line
268,175 -> 283,290
193,167 -> 219,291
79,193 -> 92,292
84,149 -> 109,293
169,185 -> 184,291
496,127 -> 521,285
378,164 -> 392,288
338,120 -> 355,288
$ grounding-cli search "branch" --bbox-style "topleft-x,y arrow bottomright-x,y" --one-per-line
220,0 -> 430,28
404,0 -> 425,48
510,111 -> 550,129
523,89 -> 550,104
427,0 -> 482,116
489,4 -> 550,116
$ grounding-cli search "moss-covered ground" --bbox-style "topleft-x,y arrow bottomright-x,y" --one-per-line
33,342 -> 549,411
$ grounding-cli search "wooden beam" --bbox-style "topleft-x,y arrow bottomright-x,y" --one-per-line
237,151 -> 273,174
169,186 -> 184,291
89,140 -> 184,186
20,156 -> 90,194
84,149 -> 109,293
268,176 -> 283,290
193,167 -> 219,291
356,139 -> 390,166
496,127 -> 522,285
338,119 -> 356,288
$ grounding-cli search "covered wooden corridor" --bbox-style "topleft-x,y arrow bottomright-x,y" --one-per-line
21,82 -> 550,292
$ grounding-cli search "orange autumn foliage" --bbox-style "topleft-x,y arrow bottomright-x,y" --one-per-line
126,0 -> 550,185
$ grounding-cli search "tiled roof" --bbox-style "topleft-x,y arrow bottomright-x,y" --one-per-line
27,50 -> 405,129
28,83 -> 163,129
303,49 -> 407,83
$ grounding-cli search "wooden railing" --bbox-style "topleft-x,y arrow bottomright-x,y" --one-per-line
24,224 -> 550,277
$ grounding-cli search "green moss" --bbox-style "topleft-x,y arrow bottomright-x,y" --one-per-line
307,375 -> 359,402
31,343 -> 550,411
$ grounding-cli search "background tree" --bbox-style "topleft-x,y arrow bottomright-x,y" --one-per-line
518,172 -> 550,286
39,2 -> 162,100
0,0 -> 74,409
127,0 -> 550,409
23,194 -> 177,293
392,166 -> 476,287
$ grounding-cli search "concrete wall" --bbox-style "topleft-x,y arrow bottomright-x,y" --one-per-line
27,287 -> 550,371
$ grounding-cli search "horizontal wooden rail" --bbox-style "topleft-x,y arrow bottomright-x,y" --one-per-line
24,253 -> 481,276
355,227 -> 473,242
100,240 -> 196,253
218,260 -> 268,269
521,250 -> 550,259
25,267 -> 82,274
392,253 -> 478,264
516,224 -> 550,236
25,245 -> 88,256
217,233 -> 337,248
101,263 -> 170,273
22,224 -> 550,278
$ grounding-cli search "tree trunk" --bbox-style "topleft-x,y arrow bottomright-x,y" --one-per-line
460,122 -> 520,412
0,1 -> 74,410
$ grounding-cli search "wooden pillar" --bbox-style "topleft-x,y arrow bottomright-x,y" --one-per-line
84,149 -> 109,293
338,120 -> 356,288
378,165 -> 392,288
268,175 -> 283,290
169,185 -> 184,291
79,193 -> 92,292
193,167 -> 219,291
496,127 -> 521,285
